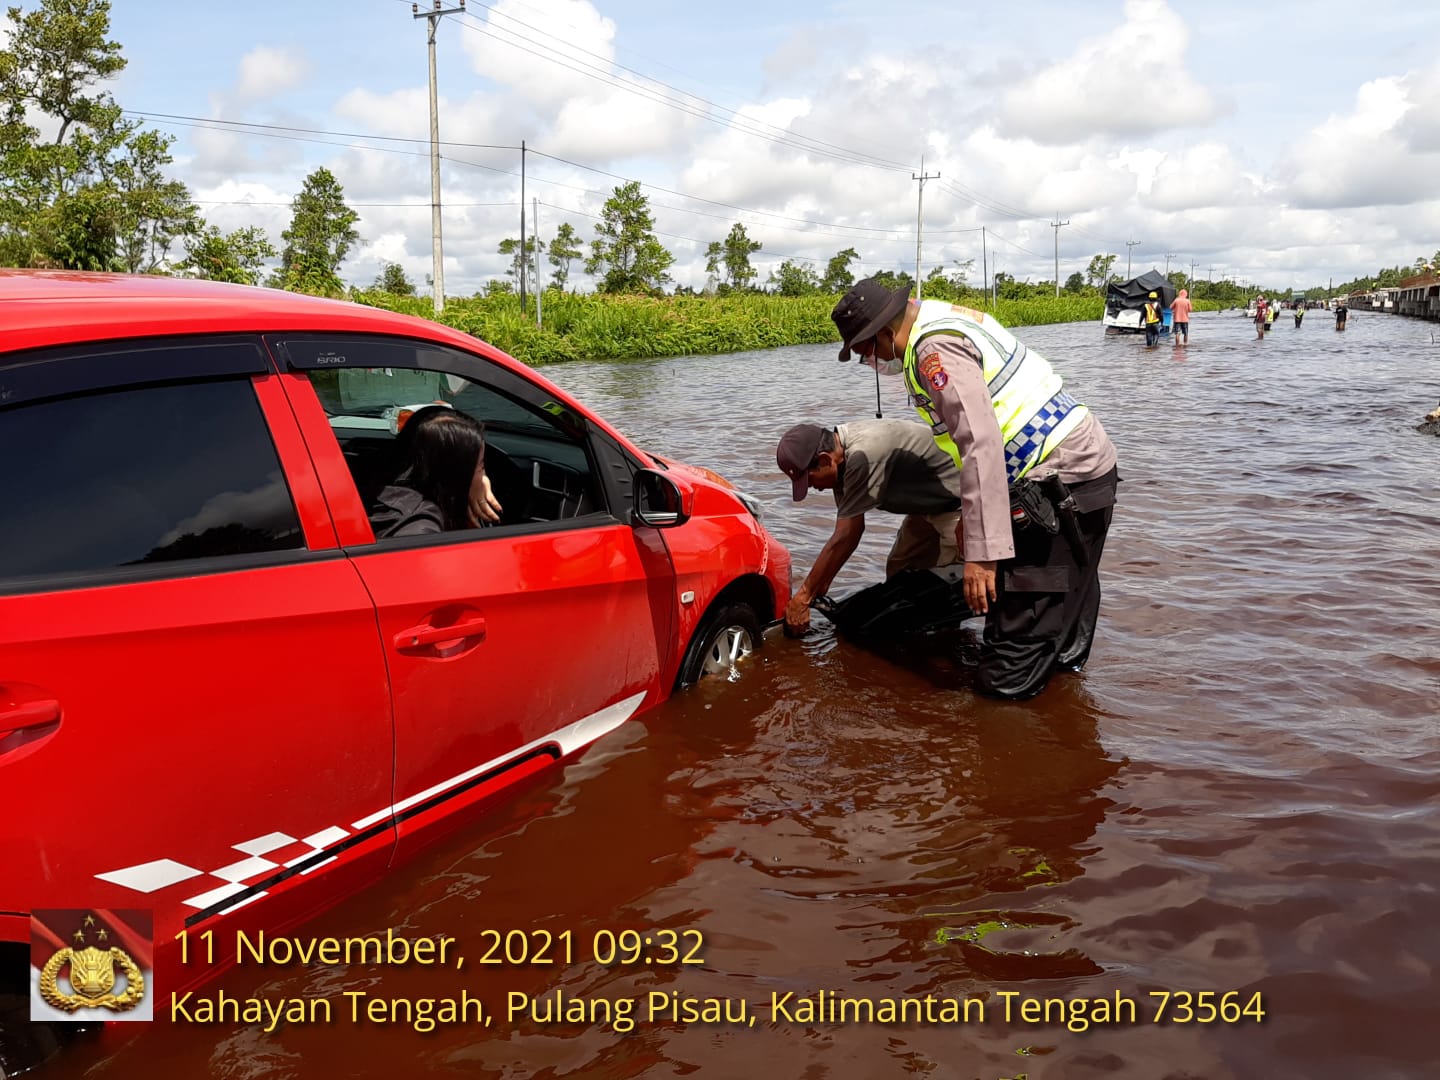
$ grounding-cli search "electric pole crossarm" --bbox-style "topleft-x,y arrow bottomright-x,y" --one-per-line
413,0 -> 467,315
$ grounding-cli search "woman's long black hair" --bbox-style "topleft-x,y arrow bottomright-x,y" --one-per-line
396,406 -> 486,530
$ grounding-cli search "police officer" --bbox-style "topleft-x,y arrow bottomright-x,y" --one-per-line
829,278 -> 1120,699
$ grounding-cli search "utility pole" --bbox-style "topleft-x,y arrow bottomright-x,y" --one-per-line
1164,252 -> 1177,276
533,197 -> 543,329
1126,239 -> 1141,278
912,156 -> 939,298
527,139 -> 532,312
1050,213 -> 1070,297
1189,260 -> 1196,284
414,0 -> 465,316
981,225 -> 988,307
1208,265 -> 1215,283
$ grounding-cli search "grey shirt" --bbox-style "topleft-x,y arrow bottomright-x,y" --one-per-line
833,421 -> 964,519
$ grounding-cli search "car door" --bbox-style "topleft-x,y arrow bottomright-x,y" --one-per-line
0,337 -> 395,982
269,333 -> 676,858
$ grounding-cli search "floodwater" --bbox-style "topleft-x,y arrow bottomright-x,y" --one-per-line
69,310 -> 1439,1079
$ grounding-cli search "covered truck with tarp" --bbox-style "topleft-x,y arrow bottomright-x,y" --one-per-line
1103,270 -> 1177,334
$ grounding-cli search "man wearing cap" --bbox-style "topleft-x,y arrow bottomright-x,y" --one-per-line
776,420 -> 965,634
828,277 -> 1119,700
1143,291 -> 1162,347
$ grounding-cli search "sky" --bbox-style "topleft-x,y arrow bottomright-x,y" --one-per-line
91,0 -> 1440,296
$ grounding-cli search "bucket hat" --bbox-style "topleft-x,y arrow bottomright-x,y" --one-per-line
831,278 -> 912,362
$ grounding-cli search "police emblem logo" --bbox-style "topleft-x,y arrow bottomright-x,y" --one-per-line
30,909 -> 154,1021
919,353 -> 948,391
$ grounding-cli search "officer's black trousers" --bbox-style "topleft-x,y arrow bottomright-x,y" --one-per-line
974,468 -> 1119,700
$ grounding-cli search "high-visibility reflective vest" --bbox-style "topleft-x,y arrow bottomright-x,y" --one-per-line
901,300 -> 1089,483
1144,301 -> 1160,325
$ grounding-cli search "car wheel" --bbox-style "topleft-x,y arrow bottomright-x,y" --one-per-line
678,603 -> 762,687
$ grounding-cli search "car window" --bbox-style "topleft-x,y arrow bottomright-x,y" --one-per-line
0,377 -> 304,588
282,340 -> 608,540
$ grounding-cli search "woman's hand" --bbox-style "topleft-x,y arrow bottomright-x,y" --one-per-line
468,468 -> 503,526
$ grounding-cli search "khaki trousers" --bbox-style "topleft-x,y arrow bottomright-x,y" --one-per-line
885,510 -> 963,578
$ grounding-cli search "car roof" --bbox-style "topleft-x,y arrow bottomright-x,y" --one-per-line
0,270 -> 478,351
0,270 -> 653,461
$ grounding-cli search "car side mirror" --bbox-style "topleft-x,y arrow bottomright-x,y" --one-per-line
633,469 -> 691,528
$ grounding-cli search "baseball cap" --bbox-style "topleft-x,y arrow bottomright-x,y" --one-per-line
776,424 -> 828,501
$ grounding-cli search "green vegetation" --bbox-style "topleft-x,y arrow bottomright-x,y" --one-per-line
352,287 -> 1215,366
353,289 -> 839,364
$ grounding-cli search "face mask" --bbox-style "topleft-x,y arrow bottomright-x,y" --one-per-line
862,356 -> 903,376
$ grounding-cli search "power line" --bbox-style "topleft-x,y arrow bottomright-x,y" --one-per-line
449,11 -> 914,175
127,110 -> 931,243
453,4 -> 915,173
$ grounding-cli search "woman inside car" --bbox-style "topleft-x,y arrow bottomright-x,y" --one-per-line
370,406 -> 501,538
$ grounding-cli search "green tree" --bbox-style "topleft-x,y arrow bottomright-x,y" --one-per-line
497,235 -> 543,287
871,269 -> 914,294
822,247 -> 859,292
720,222 -> 761,288
703,240 -> 723,289
275,167 -> 359,297
179,225 -> 276,284
373,261 -> 416,295
1085,253 -> 1117,288
0,0 -> 198,270
585,180 -> 673,294
112,128 -> 199,273
547,221 -> 581,289
1064,271 -> 1085,294
770,259 -> 820,296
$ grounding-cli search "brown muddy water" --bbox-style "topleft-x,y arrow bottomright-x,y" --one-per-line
69,311 -> 1439,1079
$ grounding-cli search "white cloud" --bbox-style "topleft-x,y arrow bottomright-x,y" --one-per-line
235,46 -> 306,103
1276,76 -> 1440,208
1148,143 -> 1260,211
1396,62 -> 1440,152
997,0 -> 1221,144
459,0 -> 617,112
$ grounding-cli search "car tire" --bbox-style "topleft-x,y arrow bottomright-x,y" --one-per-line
678,603 -> 762,687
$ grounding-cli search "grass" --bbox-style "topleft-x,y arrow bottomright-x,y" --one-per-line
351,289 -> 1221,366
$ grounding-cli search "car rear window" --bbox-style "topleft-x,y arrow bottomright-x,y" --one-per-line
0,377 -> 304,587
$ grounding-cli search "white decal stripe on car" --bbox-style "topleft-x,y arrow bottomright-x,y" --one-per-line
211,855 -> 282,883
351,691 -> 649,831
233,831 -> 298,856
93,693 -> 648,916
95,858 -> 204,894
301,826 -> 349,849
182,880 -> 249,911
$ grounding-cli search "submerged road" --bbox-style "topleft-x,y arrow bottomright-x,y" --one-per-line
75,309 -> 1439,1079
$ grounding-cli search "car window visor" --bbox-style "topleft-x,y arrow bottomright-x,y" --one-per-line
0,339 -> 267,410
270,338 -> 454,371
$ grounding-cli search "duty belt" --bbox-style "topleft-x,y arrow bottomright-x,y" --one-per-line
1003,391 -> 1078,483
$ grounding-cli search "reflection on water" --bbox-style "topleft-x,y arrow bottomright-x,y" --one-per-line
76,312 -> 1440,1078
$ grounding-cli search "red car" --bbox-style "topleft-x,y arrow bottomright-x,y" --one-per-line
0,271 -> 789,1060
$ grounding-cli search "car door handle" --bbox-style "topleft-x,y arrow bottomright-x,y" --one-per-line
393,617 -> 488,651
0,693 -> 61,736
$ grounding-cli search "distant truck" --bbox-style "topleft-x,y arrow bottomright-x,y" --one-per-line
1103,270 -> 1177,334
